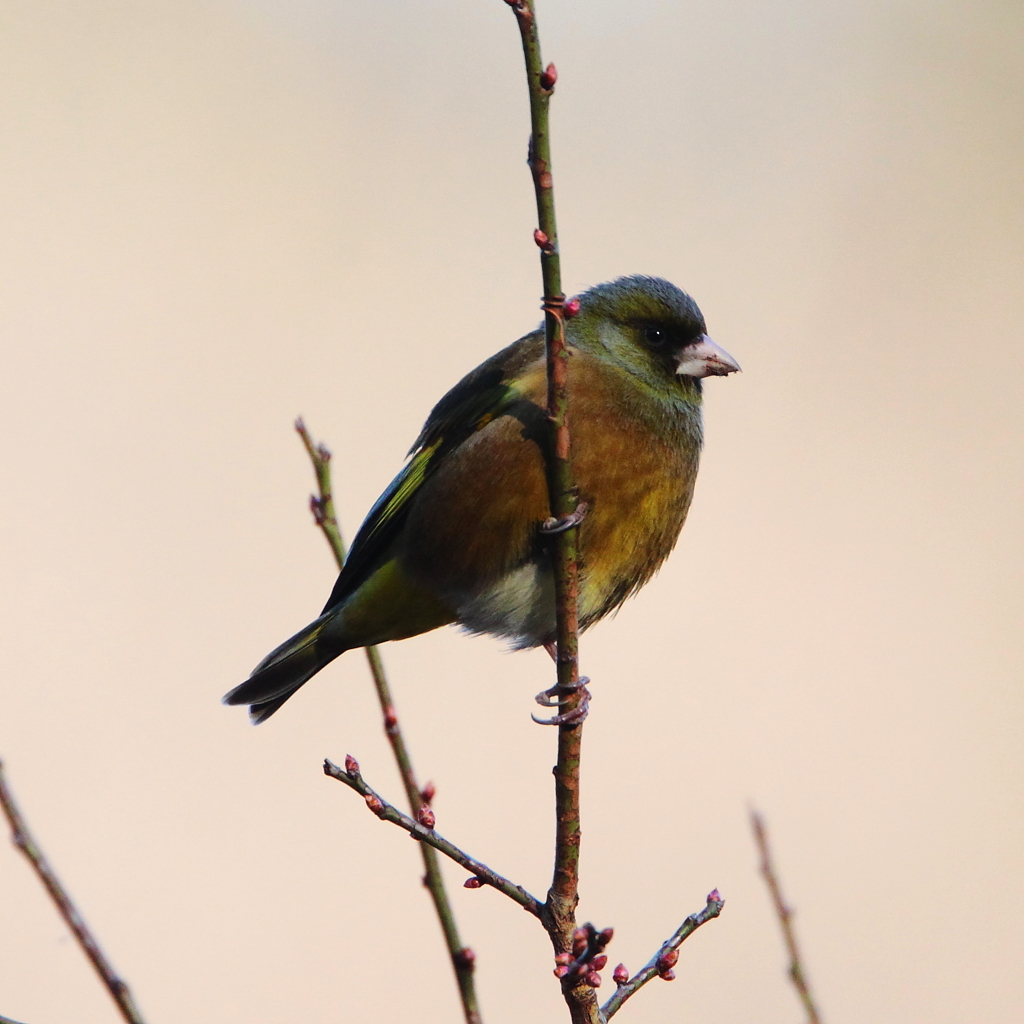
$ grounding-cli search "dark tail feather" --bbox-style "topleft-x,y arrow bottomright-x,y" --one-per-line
223,613 -> 345,723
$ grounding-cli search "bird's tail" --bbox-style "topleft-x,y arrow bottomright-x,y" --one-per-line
223,612 -> 347,724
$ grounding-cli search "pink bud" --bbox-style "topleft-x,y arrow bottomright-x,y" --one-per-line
659,968 -> 676,982
344,754 -> 360,776
585,971 -> 602,988
597,927 -> 614,947
657,948 -> 679,972
364,793 -> 384,815
554,952 -> 573,966
534,228 -> 552,251
612,963 -> 629,985
564,297 -> 581,318
383,706 -> 398,730
420,781 -> 436,805
456,947 -> 476,968
540,63 -> 558,90
591,954 -> 607,971
708,888 -> 722,903
553,965 -> 569,978
464,877 -> 483,889
416,806 -> 435,829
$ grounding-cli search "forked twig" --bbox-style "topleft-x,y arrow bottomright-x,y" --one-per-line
0,760 -> 147,1024
752,810 -> 823,1024
296,419 -> 482,1023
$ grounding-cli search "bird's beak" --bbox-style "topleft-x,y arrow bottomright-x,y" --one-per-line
674,335 -> 741,378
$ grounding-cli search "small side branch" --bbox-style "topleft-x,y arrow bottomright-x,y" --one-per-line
751,811 -> 822,1024
0,1013 -> 31,1024
599,891 -> 725,1021
325,758 -> 543,919
0,760 -> 147,1024
297,419 -> 482,1023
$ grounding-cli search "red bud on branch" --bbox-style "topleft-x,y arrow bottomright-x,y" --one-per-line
585,971 -> 602,987
656,948 -> 679,972
420,781 -> 436,805
533,228 -> 556,254
416,806 -> 435,829
540,63 -> 558,90
344,754 -> 360,776
553,965 -> 569,978
659,968 -> 676,982
597,927 -> 614,947
564,296 -> 581,318
464,876 -> 483,889
591,954 -> 608,971
364,793 -> 384,816
612,963 -> 629,986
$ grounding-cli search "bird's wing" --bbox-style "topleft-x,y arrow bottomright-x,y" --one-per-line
321,334 -> 544,613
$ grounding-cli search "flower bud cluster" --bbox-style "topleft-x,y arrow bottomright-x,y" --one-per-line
553,922 -> 615,989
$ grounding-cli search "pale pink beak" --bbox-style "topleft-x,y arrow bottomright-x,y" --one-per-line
674,334 -> 741,378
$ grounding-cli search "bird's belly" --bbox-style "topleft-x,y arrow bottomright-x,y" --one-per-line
454,561 -> 555,649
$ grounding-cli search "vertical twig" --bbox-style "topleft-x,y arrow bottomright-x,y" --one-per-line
751,810 -> 823,1024
504,4 -> 596,1022
295,420 -> 482,1024
0,760 -> 147,1024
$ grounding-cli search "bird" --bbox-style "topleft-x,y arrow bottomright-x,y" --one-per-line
224,275 -> 739,723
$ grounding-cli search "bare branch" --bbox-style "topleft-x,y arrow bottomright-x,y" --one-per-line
296,419 -> 482,1023
599,891 -> 725,1020
752,810 -> 823,1024
324,758 -> 543,918
0,1013 -> 31,1024
0,760 -> 147,1024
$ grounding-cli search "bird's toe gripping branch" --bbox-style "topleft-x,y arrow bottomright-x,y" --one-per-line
532,676 -> 591,726
539,500 -> 589,536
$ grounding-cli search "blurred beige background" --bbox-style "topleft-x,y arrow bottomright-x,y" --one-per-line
1,0 -> 1022,1021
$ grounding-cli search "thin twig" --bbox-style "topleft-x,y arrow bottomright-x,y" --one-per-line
324,758 -> 543,917
0,1013 -> 30,1024
0,760 -> 147,1024
751,810 -> 822,1024
296,419 -> 482,1024
502,4 -> 595,1022
599,891 -> 725,1020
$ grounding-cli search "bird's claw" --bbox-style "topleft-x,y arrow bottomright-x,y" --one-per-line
539,501 -> 589,535
532,677 -> 591,726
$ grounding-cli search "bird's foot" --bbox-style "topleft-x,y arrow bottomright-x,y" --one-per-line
532,677 -> 591,726
539,501 -> 589,535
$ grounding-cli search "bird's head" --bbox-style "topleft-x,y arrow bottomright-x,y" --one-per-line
569,275 -> 740,398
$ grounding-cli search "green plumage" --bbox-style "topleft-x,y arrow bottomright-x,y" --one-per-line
224,276 -> 739,722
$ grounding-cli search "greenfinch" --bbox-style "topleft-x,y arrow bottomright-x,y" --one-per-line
225,276 -> 739,722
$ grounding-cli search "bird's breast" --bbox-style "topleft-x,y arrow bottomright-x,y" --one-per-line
400,351 -> 702,646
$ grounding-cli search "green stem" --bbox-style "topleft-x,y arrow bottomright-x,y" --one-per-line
296,420 -> 482,1024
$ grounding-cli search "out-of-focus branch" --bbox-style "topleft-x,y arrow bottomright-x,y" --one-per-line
751,810 -> 822,1024
296,419 -> 482,1024
0,1012 -> 30,1024
0,760 -> 147,1024
324,757 -> 543,918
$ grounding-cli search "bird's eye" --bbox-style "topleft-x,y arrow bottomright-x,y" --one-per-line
644,326 -> 666,347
